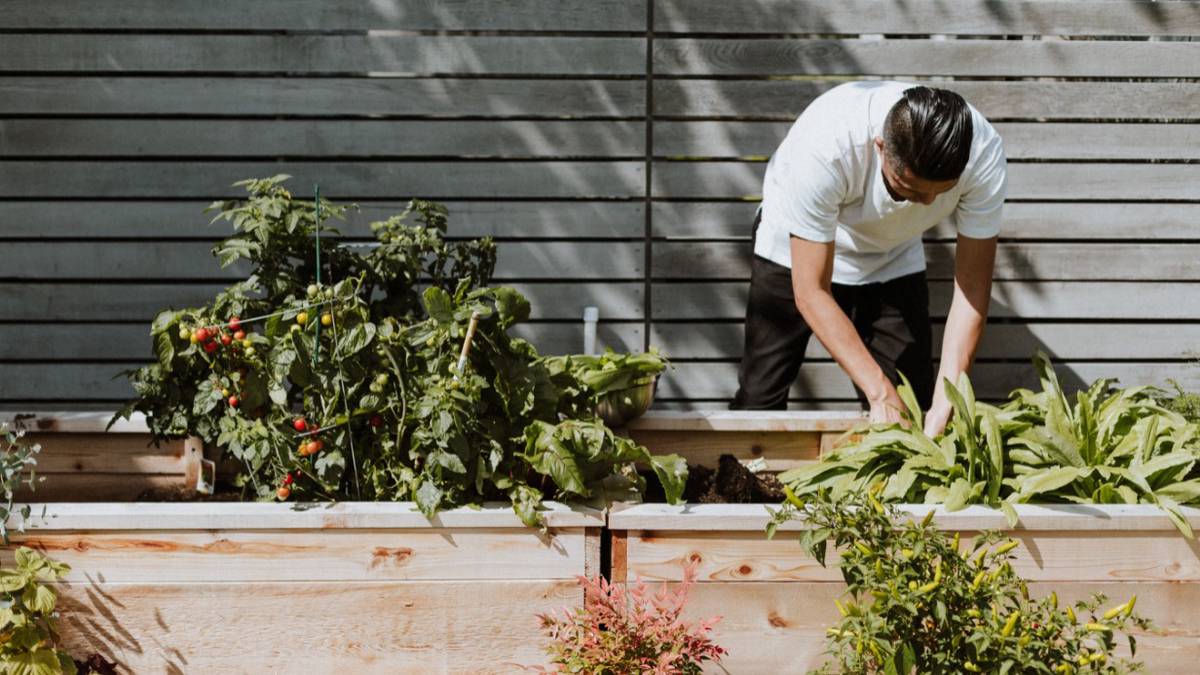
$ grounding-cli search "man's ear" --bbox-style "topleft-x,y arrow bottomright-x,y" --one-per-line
873,136 -> 885,153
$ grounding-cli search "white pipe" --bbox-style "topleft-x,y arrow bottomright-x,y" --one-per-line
582,306 -> 599,355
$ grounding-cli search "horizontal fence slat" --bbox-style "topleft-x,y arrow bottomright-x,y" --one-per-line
0,35 -> 645,76
1,241 -> 645,281
654,80 -> 1200,120
5,0 -> 647,31
654,38 -> 1200,77
655,121 -> 1200,161
653,0 -> 1200,36
0,201 -> 646,239
0,161 -> 646,199
651,161 -> 1200,200
650,322 -> 1200,361
651,242 -> 1200,281
0,323 -> 644,360
0,77 -> 645,117
658,362 -> 1200,401
2,282 -> 645,322
0,120 -> 645,159
652,202 -> 1200,240
651,281 -> 1200,320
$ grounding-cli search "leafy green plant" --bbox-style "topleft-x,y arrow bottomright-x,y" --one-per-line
0,547 -> 76,675
528,567 -> 726,674
769,490 -> 1149,674
780,353 -> 1200,536
1,427 -> 40,544
1163,380 -> 1200,425
114,176 -> 686,525
544,348 -> 669,401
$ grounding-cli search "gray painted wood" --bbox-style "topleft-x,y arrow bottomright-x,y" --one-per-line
2,283 -> 645,321
653,0 -> 1200,36
0,323 -> 644,360
655,121 -> 1200,160
651,242 -> 1200,281
652,202 -> 1200,241
654,38 -> 1200,77
657,362 -> 1200,402
3,241 -> 644,281
0,201 -> 646,240
0,161 -> 646,199
5,0 -> 647,31
1,35 -> 646,75
652,282 -> 1200,320
0,120 -> 645,158
0,78 -> 645,116
654,80 -> 1200,120
650,323 -> 1200,361
651,161 -> 1200,200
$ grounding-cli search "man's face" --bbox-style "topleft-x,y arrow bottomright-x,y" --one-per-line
874,137 -> 958,205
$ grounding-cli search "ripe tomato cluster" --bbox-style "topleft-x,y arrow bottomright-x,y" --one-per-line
276,471 -> 298,500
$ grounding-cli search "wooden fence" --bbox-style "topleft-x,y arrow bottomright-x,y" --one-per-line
2,0 -> 1198,409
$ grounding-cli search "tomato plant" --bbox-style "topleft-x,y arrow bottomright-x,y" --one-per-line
114,176 -> 685,525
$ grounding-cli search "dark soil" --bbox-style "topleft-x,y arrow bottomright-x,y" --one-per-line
76,653 -> 119,675
135,484 -> 242,502
644,454 -> 786,504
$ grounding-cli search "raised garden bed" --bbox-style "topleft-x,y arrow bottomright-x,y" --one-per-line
7,501 -> 602,673
608,502 -> 1200,674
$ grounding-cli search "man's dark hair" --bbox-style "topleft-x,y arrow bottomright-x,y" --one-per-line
883,86 -> 974,181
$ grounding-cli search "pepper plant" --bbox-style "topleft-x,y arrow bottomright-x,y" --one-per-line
768,490 -> 1149,674
114,176 -> 686,525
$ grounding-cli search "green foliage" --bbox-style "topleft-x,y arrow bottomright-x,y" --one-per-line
780,353 -> 1200,537
769,490 -> 1149,674
0,548 -> 76,675
544,348 -> 669,400
0,427 -> 40,544
114,177 -> 685,525
1163,380 -> 1200,425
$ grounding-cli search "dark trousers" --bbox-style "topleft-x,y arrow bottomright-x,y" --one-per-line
731,218 -> 934,410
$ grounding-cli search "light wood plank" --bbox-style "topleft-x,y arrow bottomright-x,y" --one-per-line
653,281 -> 1200,320
0,77 -> 645,116
8,529 -> 590,582
652,161 -> 1200,200
651,322 -> 1200,361
655,121 -> 1200,160
676,581 -> 1198,675
0,161 -> 645,199
653,0 -> 1200,36
0,120 -> 645,158
652,241 -> 1200,281
655,38 -> 1200,77
655,201 -> 1200,240
0,281 -> 644,322
654,80 -> 1200,120
19,433 -> 186,474
621,530 -> 1200,582
2,241 -> 644,281
1,34 -> 644,76
13,474 -> 184,502
7,0 -> 647,31
655,362 -> 1200,401
626,430 -> 822,471
0,200 -> 646,239
625,410 -> 863,432
54,580 -> 575,674
0,411 -> 152,434
13,501 -> 603,530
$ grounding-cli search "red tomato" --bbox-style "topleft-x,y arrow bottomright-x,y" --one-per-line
283,474 -> 294,485
195,327 -> 210,343
233,330 -> 246,341
276,486 -> 291,500
229,316 -> 243,332
204,341 -> 219,354
228,395 -> 239,407
369,414 -> 384,428
306,439 -> 324,455
293,418 -> 308,432
221,333 -> 233,346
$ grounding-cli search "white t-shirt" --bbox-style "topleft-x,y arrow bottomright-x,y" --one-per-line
756,81 -> 1008,285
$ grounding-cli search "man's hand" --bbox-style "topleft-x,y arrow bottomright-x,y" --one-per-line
923,388 -> 952,437
869,383 -> 907,426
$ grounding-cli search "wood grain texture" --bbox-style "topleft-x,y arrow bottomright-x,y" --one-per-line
54,580 -> 575,673
0,120 -> 645,159
625,410 -> 864,432
653,0 -> 1200,36
0,77 -> 645,116
625,430 -> 823,471
652,281 -> 1200,320
8,0 -> 647,31
651,322 -> 1200,361
2,281 -> 644,322
654,80 -> 1200,120
652,161 -> 1200,200
1,35 -> 645,75
654,38 -> 1200,77
0,200 -> 647,239
19,433 -> 186,474
8,528 -> 590,581
651,201 -> 1200,240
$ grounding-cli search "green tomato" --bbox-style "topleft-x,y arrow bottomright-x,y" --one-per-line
307,284 -> 320,298
245,346 -> 256,357
178,327 -> 190,340
374,374 -> 389,386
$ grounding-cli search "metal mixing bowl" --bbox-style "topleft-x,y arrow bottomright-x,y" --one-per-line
596,376 -> 657,427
